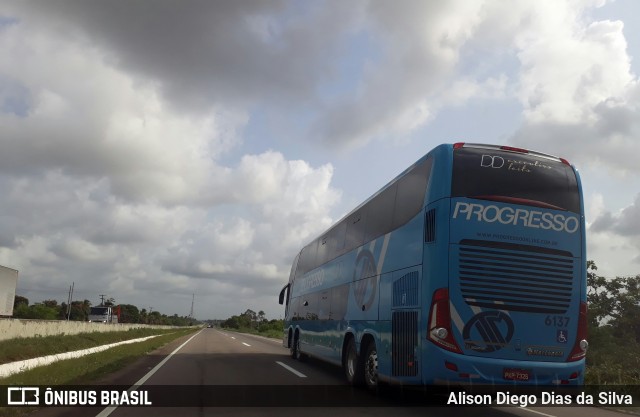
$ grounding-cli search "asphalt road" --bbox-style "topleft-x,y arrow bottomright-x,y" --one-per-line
26,328 -> 631,417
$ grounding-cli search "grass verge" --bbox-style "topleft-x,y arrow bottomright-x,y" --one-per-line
0,328 -> 198,385
0,328 -> 192,365
0,328 -> 199,417
220,326 -> 282,340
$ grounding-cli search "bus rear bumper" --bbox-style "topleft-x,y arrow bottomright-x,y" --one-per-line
425,350 -> 585,386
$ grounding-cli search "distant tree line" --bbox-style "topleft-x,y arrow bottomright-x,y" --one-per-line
12,296 -> 196,326
221,309 -> 283,338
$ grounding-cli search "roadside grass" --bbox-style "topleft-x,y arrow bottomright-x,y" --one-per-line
0,327 -> 191,365
220,325 -> 282,340
0,328 -> 198,385
0,328 -> 198,417
586,366 -> 640,416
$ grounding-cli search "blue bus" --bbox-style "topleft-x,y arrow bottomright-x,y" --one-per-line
278,143 -> 587,388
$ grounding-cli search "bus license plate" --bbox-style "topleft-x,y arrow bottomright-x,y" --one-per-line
503,368 -> 531,381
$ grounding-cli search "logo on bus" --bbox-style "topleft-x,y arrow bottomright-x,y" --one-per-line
452,202 -> 580,233
463,311 -> 514,353
352,250 -> 377,311
481,155 -> 505,169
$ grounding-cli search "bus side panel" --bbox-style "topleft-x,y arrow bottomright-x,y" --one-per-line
374,214 -> 425,383
379,266 -> 424,384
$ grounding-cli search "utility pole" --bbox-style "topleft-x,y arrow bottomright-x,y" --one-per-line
99,294 -> 106,305
189,294 -> 195,318
66,282 -> 74,320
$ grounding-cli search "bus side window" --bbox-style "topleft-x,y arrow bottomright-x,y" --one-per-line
317,231 -> 337,267
302,292 -> 319,321
333,220 -> 347,258
288,254 -> 299,283
345,209 -> 367,253
296,241 -> 318,279
290,297 -> 301,321
364,184 -> 397,243
393,156 -> 433,229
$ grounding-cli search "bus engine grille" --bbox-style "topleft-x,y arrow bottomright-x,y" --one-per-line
457,239 -> 574,314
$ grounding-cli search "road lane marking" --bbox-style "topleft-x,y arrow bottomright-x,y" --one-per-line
520,408 -> 558,417
242,342 -> 251,347
216,329 -> 283,344
231,336 -> 236,339
276,361 -> 307,378
95,329 -> 203,417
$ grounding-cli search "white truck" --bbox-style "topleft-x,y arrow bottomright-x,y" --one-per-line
0,265 -> 18,317
88,305 -> 119,323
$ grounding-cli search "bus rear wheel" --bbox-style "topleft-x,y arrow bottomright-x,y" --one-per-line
344,338 -> 363,385
363,342 -> 378,390
290,332 -> 298,358
291,333 -> 306,361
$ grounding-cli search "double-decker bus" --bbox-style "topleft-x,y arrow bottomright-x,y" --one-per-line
278,143 -> 587,388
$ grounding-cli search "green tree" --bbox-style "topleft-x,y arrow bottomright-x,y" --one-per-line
587,260 -> 640,341
242,309 -> 257,328
118,304 -> 140,323
140,308 -> 148,324
13,303 -> 59,320
70,300 -> 91,321
13,295 -> 29,309
585,260 -> 640,384
587,260 -> 619,327
148,311 -> 162,324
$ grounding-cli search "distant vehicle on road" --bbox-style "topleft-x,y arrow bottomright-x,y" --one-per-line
279,143 -> 587,389
88,305 -> 120,323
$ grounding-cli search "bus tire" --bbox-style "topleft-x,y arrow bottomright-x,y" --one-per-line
344,338 -> 363,385
290,331 -> 298,358
363,341 -> 378,390
291,332 -> 306,361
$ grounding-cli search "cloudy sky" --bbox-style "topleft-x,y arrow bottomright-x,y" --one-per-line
1,0 -> 639,320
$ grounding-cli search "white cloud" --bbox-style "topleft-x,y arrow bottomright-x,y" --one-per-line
0,19 -> 249,206
586,192 -> 640,277
517,19 -> 632,124
0,6 -> 344,318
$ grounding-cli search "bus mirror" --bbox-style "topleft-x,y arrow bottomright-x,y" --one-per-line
278,284 -> 289,305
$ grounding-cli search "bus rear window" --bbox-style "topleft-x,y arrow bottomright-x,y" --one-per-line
452,147 -> 580,214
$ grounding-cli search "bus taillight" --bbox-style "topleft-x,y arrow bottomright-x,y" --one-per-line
427,288 -> 462,354
499,145 -> 529,154
567,302 -> 588,361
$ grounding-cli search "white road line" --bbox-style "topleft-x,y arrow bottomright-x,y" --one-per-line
95,329 -> 202,417
215,328 -> 282,344
276,361 -> 307,378
520,408 -> 558,417
242,342 -> 251,347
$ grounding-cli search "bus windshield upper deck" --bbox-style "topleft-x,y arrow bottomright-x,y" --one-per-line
452,145 -> 580,213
